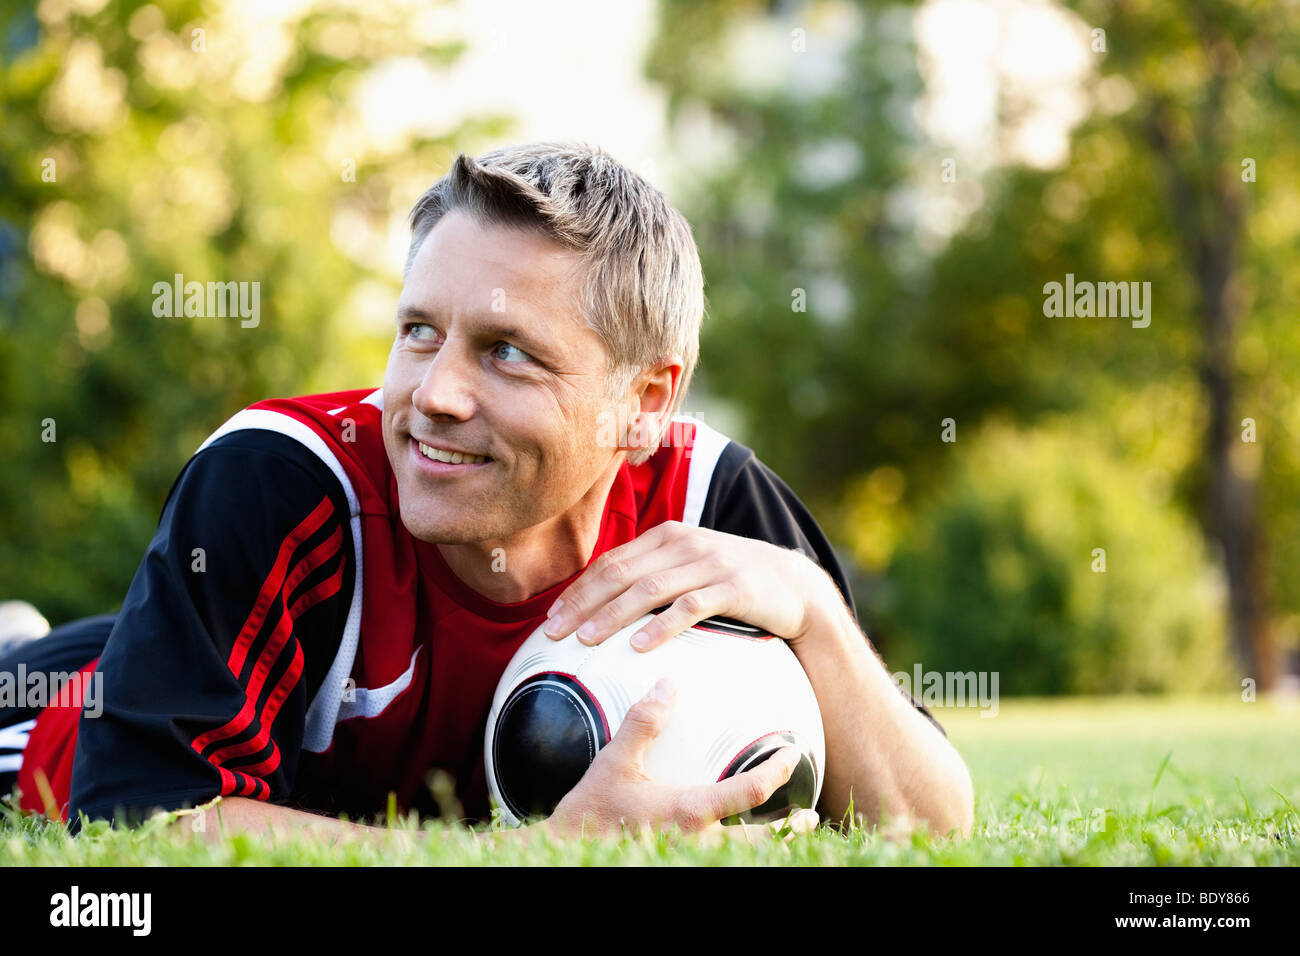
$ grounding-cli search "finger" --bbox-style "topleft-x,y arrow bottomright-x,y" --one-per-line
570,560 -> 721,648
542,528 -> 701,640
541,526 -> 696,640
792,808 -> 820,831
601,677 -> 677,767
694,745 -> 802,822
629,583 -> 737,652
771,809 -> 819,841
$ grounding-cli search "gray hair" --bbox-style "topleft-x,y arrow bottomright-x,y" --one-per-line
405,142 -> 705,464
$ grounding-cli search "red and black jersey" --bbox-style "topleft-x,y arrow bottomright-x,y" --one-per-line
5,387 -> 942,827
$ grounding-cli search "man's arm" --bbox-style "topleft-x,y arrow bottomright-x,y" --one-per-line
183,797 -> 410,849
698,449 -> 973,834
697,446 -> 949,737
788,565 -> 975,837
185,678 -> 819,848
541,436 -> 974,835
69,429 -> 355,828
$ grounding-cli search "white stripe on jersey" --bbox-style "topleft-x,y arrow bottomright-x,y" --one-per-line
678,417 -> 731,528
336,646 -> 421,722
327,389 -> 382,416
0,718 -> 36,751
0,717 -> 35,771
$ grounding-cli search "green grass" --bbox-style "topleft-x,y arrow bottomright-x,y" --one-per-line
3,694 -> 1297,865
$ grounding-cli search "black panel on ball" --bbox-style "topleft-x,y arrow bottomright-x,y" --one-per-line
720,732 -> 817,825
492,673 -> 609,822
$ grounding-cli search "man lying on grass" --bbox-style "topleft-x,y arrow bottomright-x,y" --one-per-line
0,142 -> 974,847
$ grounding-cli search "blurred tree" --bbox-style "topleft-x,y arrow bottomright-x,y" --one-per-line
880,422 -> 1232,695
647,0 -> 960,504
1065,0 -> 1294,692
647,0 -> 1299,688
939,0 -> 1298,689
0,0 -> 511,620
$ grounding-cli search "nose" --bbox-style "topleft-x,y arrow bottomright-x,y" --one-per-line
411,336 -> 477,422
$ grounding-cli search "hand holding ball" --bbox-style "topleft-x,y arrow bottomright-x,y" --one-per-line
484,612 -> 826,828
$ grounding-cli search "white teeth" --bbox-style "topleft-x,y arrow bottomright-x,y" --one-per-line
419,442 -> 488,465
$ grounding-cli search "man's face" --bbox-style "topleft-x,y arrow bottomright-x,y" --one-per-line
383,209 -> 623,545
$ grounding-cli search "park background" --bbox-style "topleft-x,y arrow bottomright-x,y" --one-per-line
1,0 -> 1297,862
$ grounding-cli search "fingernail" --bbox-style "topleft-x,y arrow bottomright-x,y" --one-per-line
630,631 -> 649,650
576,621 -> 596,644
543,618 -> 565,638
647,677 -> 676,703
546,599 -> 564,619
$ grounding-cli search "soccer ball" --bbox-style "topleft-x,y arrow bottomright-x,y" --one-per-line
484,612 -> 825,827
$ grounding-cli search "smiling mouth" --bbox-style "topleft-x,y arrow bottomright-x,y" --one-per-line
416,440 -> 492,465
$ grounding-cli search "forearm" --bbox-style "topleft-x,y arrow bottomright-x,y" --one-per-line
164,794 -> 571,853
171,796 -> 419,851
792,579 -> 975,838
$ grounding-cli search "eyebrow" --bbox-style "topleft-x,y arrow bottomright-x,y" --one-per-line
396,304 -> 552,357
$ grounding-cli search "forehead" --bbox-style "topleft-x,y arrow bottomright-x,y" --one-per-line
400,210 -> 596,343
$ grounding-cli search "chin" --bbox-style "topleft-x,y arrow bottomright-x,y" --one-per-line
400,505 -> 499,545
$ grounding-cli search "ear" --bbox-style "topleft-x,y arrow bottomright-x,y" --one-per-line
620,357 -> 683,453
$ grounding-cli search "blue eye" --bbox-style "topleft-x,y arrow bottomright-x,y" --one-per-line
494,341 -> 531,363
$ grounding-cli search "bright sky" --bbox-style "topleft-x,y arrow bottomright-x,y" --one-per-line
36,0 -> 1098,293
345,0 -> 670,184
915,0 -> 1093,170
52,0 -> 1096,201
210,0 -> 1093,219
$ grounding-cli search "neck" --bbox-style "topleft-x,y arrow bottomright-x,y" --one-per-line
436,462 -> 623,604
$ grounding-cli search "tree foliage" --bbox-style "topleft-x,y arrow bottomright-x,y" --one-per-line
878,422 -> 1232,695
646,0 -> 1300,687
0,0 -> 509,620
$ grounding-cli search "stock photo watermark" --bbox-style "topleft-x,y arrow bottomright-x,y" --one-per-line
49,885 -> 151,936
891,664 -> 1000,718
595,407 -> 705,457
152,273 -> 260,328
0,666 -> 103,718
1043,273 -> 1151,328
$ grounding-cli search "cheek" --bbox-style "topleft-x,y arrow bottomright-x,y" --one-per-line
509,393 -> 603,482
382,356 -> 414,421
557,403 -> 614,478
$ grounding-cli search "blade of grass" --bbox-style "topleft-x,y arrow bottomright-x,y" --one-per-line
1143,749 -> 1174,820
1234,777 -> 1254,819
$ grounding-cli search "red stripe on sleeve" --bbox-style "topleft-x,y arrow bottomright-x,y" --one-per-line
195,561 -> 344,787
192,530 -> 341,755
206,565 -> 341,773
226,495 -> 336,677
190,495 -> 346,800
281,525 -> 343,608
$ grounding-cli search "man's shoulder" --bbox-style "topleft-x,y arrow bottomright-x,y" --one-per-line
211,387 -> 385,456
624,417 -> 731,531
636,416 -> 786,526
192,387 -> 391,514
639,417 -> 851,601
245,387 -> 385,421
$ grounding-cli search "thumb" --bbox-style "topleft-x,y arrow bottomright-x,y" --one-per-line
606,677 -> 677,766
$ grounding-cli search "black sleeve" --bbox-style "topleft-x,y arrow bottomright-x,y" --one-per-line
68,430 -> 354,829
697,441 -> 947,738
